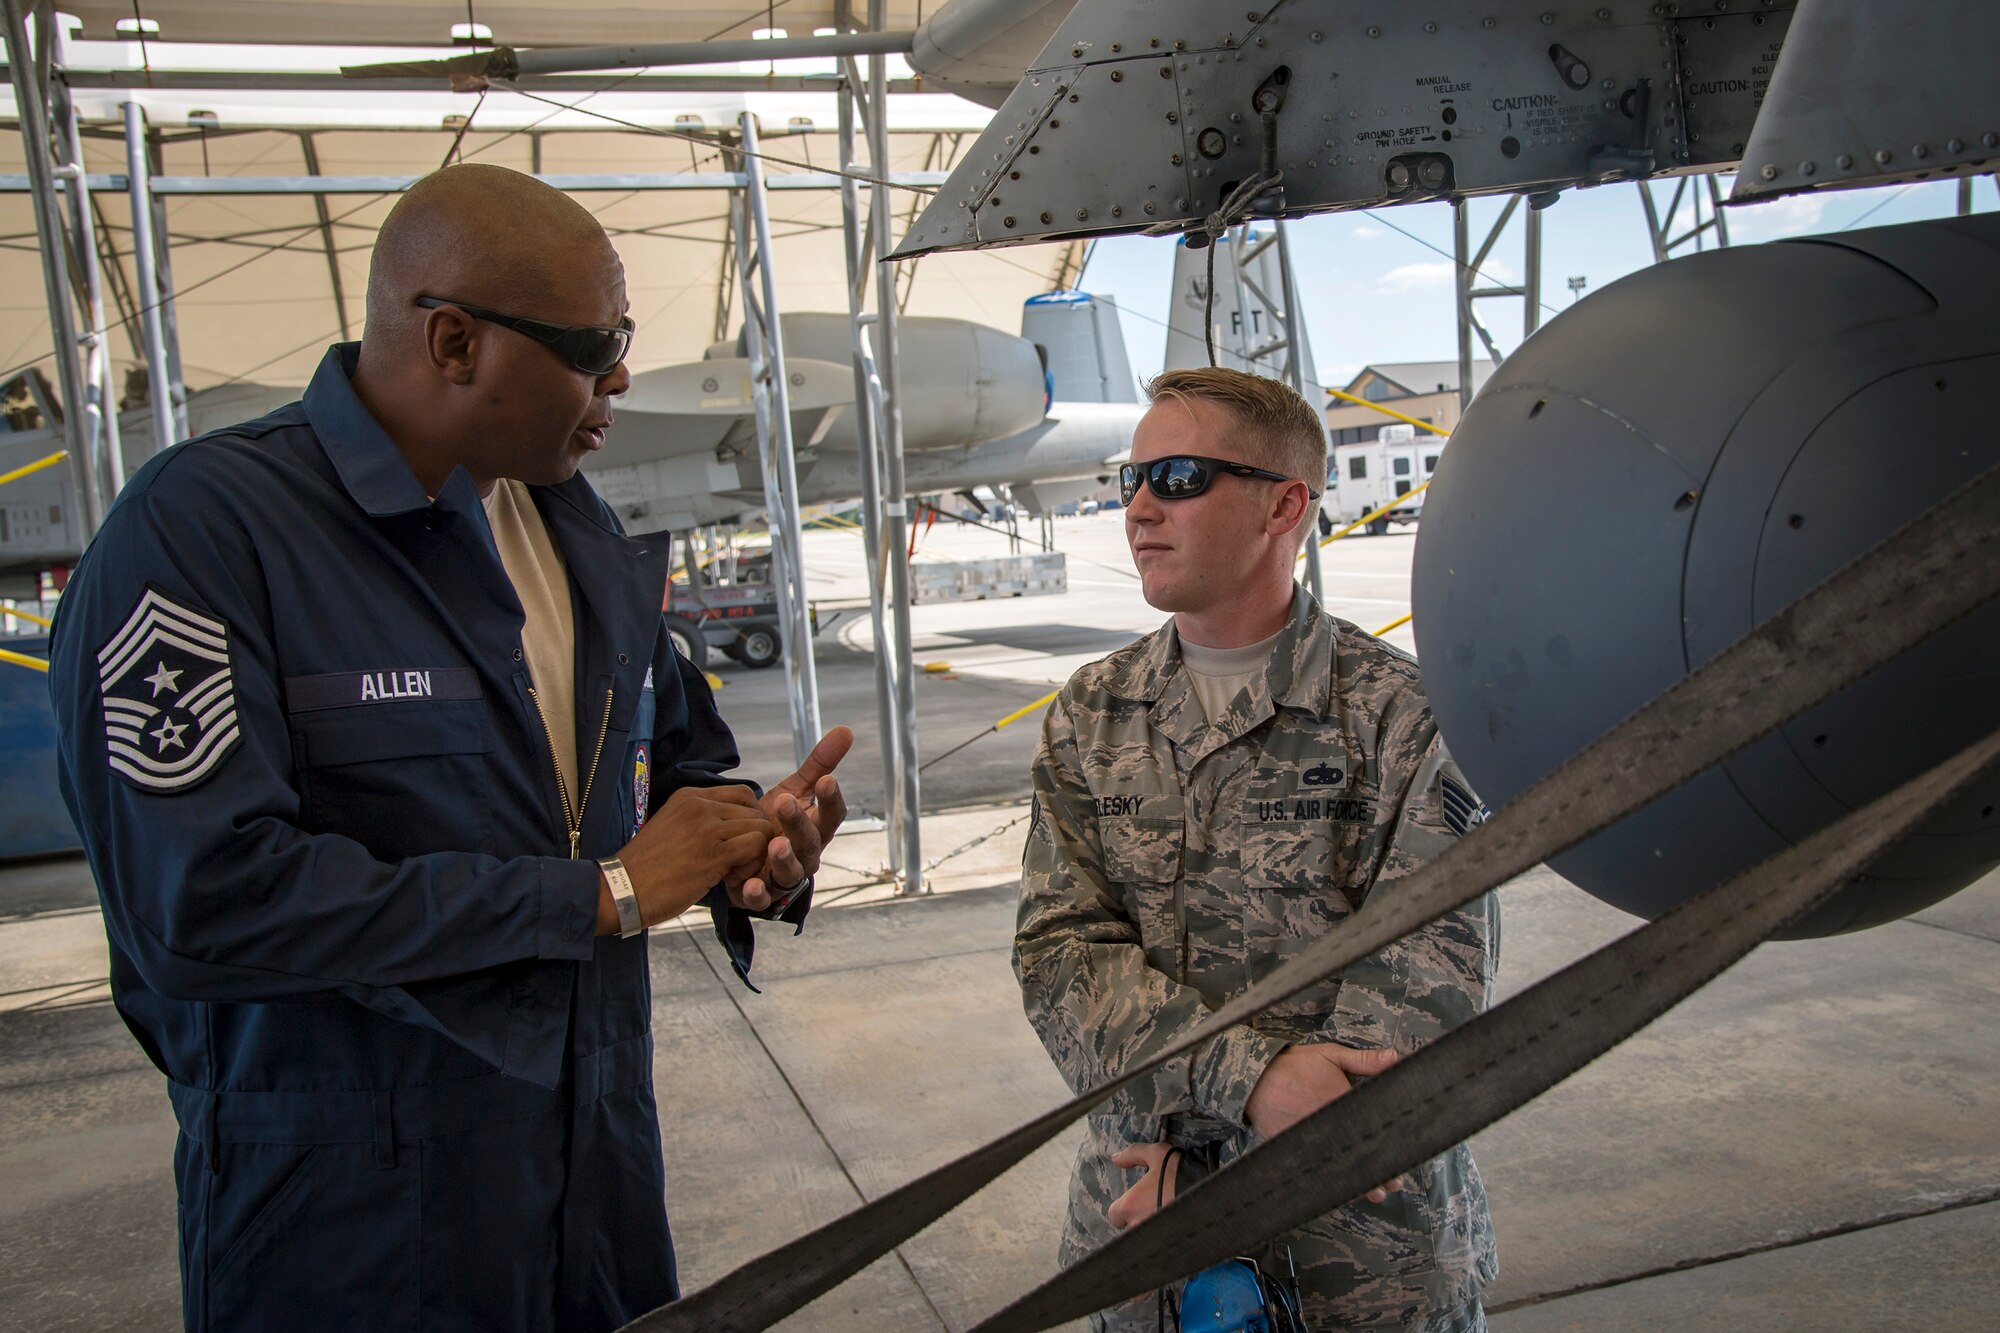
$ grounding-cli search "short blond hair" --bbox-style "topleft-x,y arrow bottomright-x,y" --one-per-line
1144,367 -> 1327,493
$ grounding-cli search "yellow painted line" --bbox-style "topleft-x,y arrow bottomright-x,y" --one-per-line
0,450 -> 66,488
996,689 -> 1060,731
0,647 -> 50,673
1324,388 -> 1452,436
3,606 -> 52,628
1372,611 -> 1413,636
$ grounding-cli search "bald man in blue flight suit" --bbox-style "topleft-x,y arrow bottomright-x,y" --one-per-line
48,164 -> 852,1331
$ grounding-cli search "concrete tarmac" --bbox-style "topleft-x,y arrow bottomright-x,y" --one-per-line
3,514 -> 1994,1330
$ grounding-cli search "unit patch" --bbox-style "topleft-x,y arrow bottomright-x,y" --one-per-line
632,742 -> 651,834
98,588 -> 241,793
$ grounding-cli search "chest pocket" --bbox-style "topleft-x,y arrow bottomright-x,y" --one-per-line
1240,780 -> 1355,1033
293,701 -> 492,861
1098,794 -> 1185,885
1097,794 -> 1186,976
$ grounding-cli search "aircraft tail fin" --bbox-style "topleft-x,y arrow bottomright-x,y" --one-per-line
1163,230 -> 1326,413
1021,291 -> 1139,404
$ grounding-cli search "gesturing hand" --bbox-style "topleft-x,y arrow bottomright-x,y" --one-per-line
598,784 -> 772,933
731,726 -> 853,912
1246,1043 -> 1404,1203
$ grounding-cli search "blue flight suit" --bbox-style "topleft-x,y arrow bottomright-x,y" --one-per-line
48,344 -> 803,1331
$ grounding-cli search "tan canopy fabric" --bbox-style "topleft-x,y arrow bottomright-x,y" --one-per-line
59,2 -> 932,48
3,4 -> 1083,400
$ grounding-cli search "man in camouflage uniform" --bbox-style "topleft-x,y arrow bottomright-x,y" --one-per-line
1015,367 -> 1499,1331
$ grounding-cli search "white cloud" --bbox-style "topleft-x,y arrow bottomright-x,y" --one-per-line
1722,193 -> 1830,241
1377,260 -> 1455,291
1319,362 -> 1362,389
1350,224 -> 1385,240
1375,257 -> 1519,292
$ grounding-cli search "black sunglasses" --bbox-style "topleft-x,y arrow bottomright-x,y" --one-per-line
1120,454 -> 1317,506
415,296 -> 634,376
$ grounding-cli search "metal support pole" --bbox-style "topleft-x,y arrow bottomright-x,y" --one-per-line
1705,174 -> 1731,249
298,133 -> 353,342
1273,219 -> 1325,602
1636,181 -> 1670,264
1453,201 -> 1475,415
3,0 -> 98,536
1219,226 -> 1262,374
838,60 -> 905,868
144,128 -> 190,441
870,0 -> 924,895
1524,203 -> 1544,339
51,37 -> 124,502
122,101 -> 176,456
735,113 -> 824,768
1638,175 -> 1732,264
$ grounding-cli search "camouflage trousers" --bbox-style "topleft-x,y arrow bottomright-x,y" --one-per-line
1085,1289 -> 1486,1333
1063,1121 -> 1494,1332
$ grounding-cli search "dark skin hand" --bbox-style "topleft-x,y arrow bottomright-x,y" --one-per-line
594,725 -> 854,932
732,725 -> 853,909
594,784 -> 773,934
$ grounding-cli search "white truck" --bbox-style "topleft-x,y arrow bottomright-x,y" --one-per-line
1320,423 -> 1445,535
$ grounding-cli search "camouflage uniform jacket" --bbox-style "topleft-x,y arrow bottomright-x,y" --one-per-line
1014,587 -> 1500,1330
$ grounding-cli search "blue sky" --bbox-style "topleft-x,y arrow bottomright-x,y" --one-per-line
1077,175 -> 1993,391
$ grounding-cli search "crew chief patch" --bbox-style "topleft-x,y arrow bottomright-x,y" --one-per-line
632,742 -> 651,835
97,587 -> 242,793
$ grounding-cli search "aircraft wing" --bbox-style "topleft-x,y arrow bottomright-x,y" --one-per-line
595,356 -> 855,469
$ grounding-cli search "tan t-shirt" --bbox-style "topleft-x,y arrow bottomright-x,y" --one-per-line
1178,626 -> 1285,722
482,479 -> 578,805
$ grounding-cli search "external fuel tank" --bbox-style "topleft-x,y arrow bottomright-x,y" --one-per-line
1413,213 -> 2000,936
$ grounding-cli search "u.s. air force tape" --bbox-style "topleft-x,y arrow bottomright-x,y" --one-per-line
622,458 -> 2000,1333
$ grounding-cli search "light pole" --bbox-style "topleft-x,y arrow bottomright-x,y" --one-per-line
1567,275 -> 1588,303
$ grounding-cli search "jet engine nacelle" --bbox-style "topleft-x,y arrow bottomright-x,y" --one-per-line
720,312 -> 1049,452
1413,213 -> 2000,937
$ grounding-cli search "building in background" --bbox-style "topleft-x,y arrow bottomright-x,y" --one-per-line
1323,360 -> 1499,445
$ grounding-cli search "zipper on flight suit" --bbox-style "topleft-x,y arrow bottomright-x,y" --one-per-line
526,685 -> 615,859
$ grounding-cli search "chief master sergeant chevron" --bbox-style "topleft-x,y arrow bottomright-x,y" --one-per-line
48,164 -> 852,1331
1015,367 -> 1500,1330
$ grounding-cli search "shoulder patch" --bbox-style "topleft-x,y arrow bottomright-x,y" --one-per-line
1439,773 -> 1487,837
97,588 -> 242,793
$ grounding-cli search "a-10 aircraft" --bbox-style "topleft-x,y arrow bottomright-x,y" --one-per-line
0,290 -> 1148,577
890,0 -> 2000,938
581,300 -> 1146,534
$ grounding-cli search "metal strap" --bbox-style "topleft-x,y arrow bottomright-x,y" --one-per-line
973,726 -> 2000,1330
625,460 -> 2000,1333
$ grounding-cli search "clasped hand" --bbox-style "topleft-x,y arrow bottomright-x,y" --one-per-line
1105,1043 -> 1404,1231
595,726 -> 853,933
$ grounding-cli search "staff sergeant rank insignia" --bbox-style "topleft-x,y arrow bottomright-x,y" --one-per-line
97,588 -> 241,794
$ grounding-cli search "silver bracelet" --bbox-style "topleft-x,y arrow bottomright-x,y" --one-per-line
600,856 -> 644,938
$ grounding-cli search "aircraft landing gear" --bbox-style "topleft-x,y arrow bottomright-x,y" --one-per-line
726,626 -> 782,670
663,613 -> 708,670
